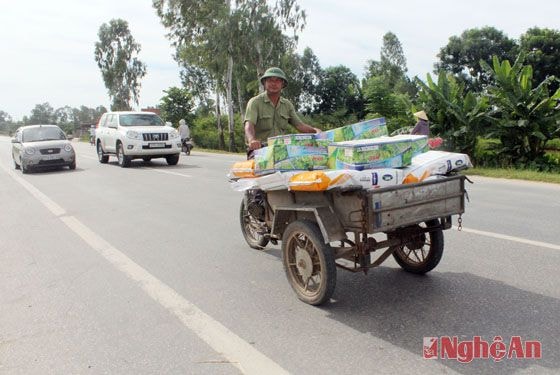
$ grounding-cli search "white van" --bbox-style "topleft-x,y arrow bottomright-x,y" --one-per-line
95,111 -> 181,167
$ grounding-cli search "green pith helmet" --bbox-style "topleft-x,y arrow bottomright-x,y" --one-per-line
260,67 -> 288,87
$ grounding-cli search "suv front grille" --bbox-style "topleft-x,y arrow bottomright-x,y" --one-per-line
143,133 -> 169,141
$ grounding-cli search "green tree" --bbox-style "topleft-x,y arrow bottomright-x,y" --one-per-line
155,0 -> 240,151
0,110 -> 13,135
363,76 -> 412,132
159,87 -> 195,126
520,27 -> 560,94
378,32 -> 407,89
313,66 -> 363,120
481,54 -> 560,168
54,106 -> 77,134
236,0 -> 304,82
154,0 -> 305,151
435,27 -> 518,91
416,73 -> 490,156
0,110 -> 12,124
54,106 -> 75,125
362,32 -> 415,130
29,103 -> 55,124
292,47 -> 322,114
365,32 -> 416,96
71,105 -> 107,127
94,19 -> 147,111
179,63 -> 226,149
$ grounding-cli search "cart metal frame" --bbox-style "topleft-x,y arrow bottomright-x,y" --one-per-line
240,175 -> 467,305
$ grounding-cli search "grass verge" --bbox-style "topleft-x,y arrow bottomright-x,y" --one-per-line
465,167 -> 560,184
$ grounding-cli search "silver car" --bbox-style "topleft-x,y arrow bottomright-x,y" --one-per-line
12,125 -> 76,173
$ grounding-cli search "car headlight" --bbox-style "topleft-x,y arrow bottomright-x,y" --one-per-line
24,147 -> 36,155
63,144 -> 73,152
169,130 -> 179,139
126,130 -> 142,140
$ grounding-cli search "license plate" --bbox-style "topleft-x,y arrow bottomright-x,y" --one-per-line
149,142 -> 165,148
43,154 -> 59,160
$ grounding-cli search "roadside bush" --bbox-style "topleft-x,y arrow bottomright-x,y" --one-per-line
192,115 -> 221,150
545,138 -> 560,151
523,154 -> 560,172
191,114 -> 245,151
474,137 -> 560,171
481,55 -> 560,167
473,138 -> 502,167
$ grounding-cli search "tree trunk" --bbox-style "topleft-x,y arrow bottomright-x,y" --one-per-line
216,91 -> 225,150
226,52 -> 236,152
255,39 -> 265,93
236,78 -> 245,120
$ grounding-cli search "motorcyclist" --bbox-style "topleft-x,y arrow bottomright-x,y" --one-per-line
178,119 -> 192,154
178,119 -> 190,142
244,67 -> 320,159
89,125 -> 95,145
242,67 -> 321,223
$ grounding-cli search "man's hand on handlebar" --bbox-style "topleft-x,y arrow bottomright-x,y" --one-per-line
248,139 -> 262,150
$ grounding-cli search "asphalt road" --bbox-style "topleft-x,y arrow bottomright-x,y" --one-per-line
1,136 -> 559,374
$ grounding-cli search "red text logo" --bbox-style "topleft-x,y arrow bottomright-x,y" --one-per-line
423,336 -> 542,363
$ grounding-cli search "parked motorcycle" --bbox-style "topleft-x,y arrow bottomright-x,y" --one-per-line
182,137 -> 194,155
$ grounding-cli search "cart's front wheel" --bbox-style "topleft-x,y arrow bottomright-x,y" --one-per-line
391,219 -> 443,274
239,200 -> 269,249
282,220 -> 336,305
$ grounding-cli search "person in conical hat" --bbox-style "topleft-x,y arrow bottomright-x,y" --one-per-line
412,110 -> 430,136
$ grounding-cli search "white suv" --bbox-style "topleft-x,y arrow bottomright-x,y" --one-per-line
95,111 -> 181,167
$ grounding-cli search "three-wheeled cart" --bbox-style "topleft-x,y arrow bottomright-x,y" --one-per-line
240,175 -> 466,305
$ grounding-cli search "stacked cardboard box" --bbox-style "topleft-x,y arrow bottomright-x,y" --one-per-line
327,136 -> 424,170
388,134 -> 429,157
254,144 -> 328,175
229,114 -> 474,190
267,133 -> 317,146
251,133 -> 330,175
315,117 -> 388,142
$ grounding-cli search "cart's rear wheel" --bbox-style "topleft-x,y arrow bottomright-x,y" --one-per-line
239,200 -> 269,249
391,219 -> 443,274
282,220 -> 336,305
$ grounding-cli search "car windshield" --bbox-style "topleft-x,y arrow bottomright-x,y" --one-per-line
119,114 -> 164,127
22,127 -> 66,142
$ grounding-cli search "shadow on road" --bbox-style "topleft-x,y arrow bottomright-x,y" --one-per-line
316,267 -> 559,374
245,238 -> 557,373
20,166 -> 83,175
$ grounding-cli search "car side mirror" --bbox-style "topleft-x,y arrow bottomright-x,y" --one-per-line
108,123 -> 117,129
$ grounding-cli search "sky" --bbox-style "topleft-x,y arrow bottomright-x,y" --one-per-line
1,0 -> 559,121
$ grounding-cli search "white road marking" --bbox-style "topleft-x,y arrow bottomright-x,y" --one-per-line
453,226 -> 560,251
143,167 -> 192,178
0,163 -> 287,375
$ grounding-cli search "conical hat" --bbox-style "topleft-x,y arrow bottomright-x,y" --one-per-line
414,110 -> 428,121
